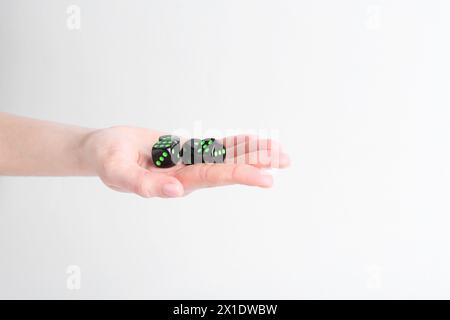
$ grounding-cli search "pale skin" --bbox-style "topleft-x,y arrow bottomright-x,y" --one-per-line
0,112 -> 290,198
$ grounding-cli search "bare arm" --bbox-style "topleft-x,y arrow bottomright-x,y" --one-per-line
0,112 -> 290,197
0,112 -> 94,176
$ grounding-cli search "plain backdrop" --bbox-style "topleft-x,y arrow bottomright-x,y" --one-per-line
1,0 -> 450,299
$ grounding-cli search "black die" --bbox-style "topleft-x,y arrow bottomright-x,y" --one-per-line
159,135 -> 180,143
180,139 -> 203,165
201,138 -> 226,163
152,136 -> 181,168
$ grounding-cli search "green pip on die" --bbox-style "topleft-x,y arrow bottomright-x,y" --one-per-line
200,138 -> 226,163
152,135 -> 181,168
180,138 -> 203,165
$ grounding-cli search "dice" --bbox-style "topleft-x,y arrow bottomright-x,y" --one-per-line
152,135 -> 181,168
152,135 -> 226,167
180,138 -> 203,165
200,138 -> 226,164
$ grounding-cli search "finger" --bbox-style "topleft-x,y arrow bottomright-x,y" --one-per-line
225,150 -> 291,168
222,136 -> 282,157
221,134 -> 258,148
104,163 -> 184,198
175,163 -> 273,192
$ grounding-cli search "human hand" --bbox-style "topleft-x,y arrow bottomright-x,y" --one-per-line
81,126 -> 290,198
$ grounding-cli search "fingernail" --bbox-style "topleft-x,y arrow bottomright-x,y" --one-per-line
259,172 -> 274,188
162,183 -> 183,197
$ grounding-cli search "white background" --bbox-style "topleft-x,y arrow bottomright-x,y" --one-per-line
1,0 -> 450,299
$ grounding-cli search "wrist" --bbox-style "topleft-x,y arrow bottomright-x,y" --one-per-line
76,128 -> 101,176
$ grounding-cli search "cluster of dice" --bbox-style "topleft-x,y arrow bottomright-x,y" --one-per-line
152,135 -> 227,168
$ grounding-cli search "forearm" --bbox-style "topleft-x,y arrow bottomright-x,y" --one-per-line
0,112 -> 95,176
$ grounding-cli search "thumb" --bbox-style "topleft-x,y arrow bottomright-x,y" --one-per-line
108,164 -> 184,198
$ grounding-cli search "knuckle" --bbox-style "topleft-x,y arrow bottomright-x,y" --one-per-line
198,165 -> 213,183
198,165 -> 208,182
230,165 -> 239,181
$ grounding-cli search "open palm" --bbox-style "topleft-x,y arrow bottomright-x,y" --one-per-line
84,126 -> 290,198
